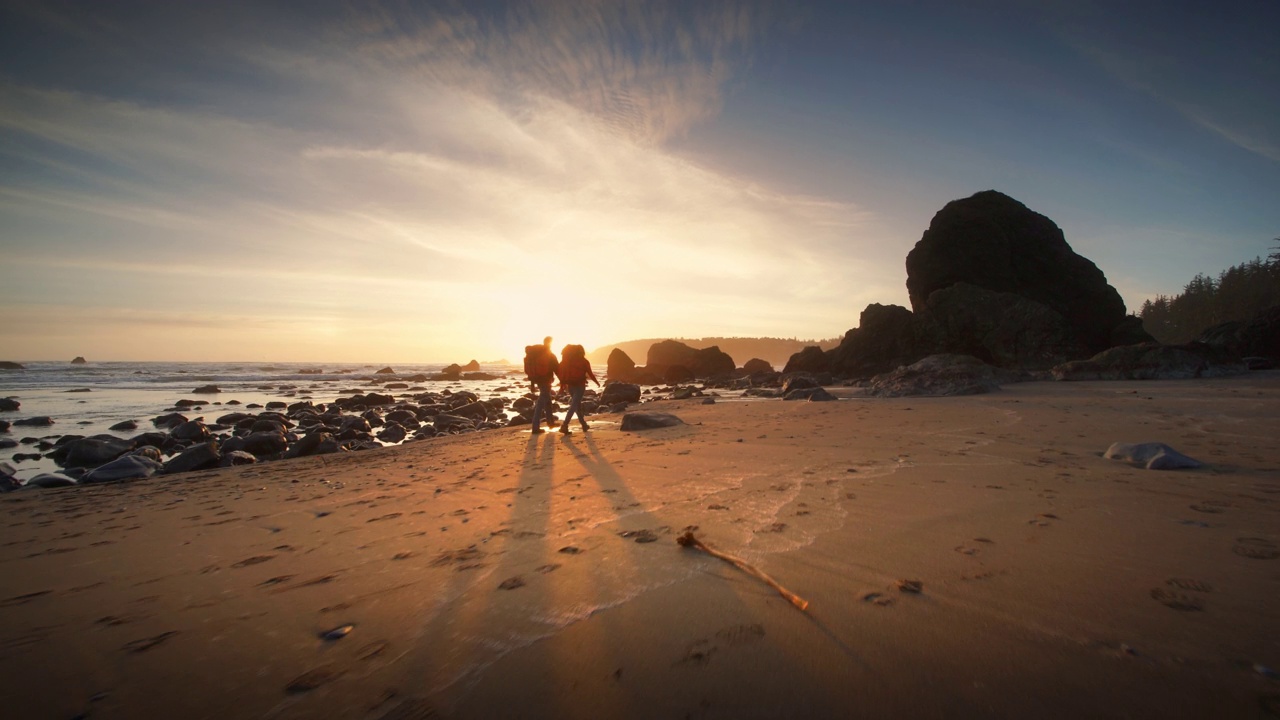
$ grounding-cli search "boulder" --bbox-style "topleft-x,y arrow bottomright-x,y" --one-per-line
867,354 -> 1020,397
1104,442 -> 1202,470
163,442 -> 221,474
905,190 -> 1131,355
377,423 -> 407,443
691,346 -> 735,378
607,348 -> 637,382
0,420 -> 7,433
783,346 -> 829,374
600,383 -> 641,405
0,362 -> 24,370
664,365 -> 695,383
48,435 -> 135,468
1197,305 -> 1280,359
14,416 -> 53,427
240,431 -> 288,457
440,364 -> 463,378
192,385 -> 220,394
109,420 -> 139,431
1051,343 -> 1246,381
220,451 -> 258,467
25,473 -> 78,489
285,431 -> 339,458
70,356 -> 87,364
130,446 -> 164,463
620,412 -> 685,431
0,397 -> 19,412
742,358 -> 773,374
433,414 -> 474,432
646,340 -> 697,373
152,412 -> 188,429
171,420 -> 211,442
781,375 -> 819,394
81,455 -> 164,484
783,387 -> 837,401
916,283 -> 1086,369
461,359 -> 481,371
376,367 -> 396,374
825,304 -> 925,378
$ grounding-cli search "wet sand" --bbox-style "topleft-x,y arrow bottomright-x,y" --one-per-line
2,375 -> 1278,719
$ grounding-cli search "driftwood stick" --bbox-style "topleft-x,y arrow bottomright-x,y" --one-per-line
677,531 -> 810,612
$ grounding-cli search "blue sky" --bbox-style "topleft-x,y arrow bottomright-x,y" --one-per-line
1,0 -> 1276,362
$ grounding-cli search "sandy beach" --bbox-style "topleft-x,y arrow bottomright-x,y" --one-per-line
3,375 -> 1278,719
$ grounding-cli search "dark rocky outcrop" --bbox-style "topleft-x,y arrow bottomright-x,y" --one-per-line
152,412 -> 188,429
71,356 -> 87,364
782,346 -> 829,374
742,358 -> 773,374
0,398 -> 19,412
824,304 -> 922,377
14,416 -> 53,427
376,367 -> 396,374
1051,343 -> 1246,381
461,360 -> 481,371
1196,305 -> 1280,360
607,348 -> 637,382
192,385 -> 220,394
916,283 -> 1087,369
0,362 -> 24,370
783,387 -> 836,401
171,420 -> 211,442
620,412 -> 684,431
109,420 -> 139,431
645,341 -> 735,379
867,355 -> 1021,397
905,190 -> 1134,355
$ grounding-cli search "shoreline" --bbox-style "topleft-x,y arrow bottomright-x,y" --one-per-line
2,375 -> 1278,718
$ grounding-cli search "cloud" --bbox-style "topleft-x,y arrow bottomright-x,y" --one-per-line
0,1 -> 889,360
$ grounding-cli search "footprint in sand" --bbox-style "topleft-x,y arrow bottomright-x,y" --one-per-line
286,664 -> 345,694
123,631 -> 179,653
1189,500 -> 1232,514
618,529 -> 659,543
231,555 -> 275,568
1150,578 -> 1212,611
676,624 -> 764,666
862,592 -> 895,607
498,576 -> 525,590
1233,537 -> 1280,560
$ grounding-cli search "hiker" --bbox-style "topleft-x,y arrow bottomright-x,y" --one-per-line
524,336 -> 559,434
555,343 -> 599,434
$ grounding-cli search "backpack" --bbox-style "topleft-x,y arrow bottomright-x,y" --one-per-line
524,345 -> 552,380
557,356 -> 588,385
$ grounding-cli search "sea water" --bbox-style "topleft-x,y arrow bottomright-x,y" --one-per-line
0,360 -> 538,482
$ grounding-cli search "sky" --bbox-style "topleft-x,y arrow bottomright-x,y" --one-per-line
1,0 -> 1277,363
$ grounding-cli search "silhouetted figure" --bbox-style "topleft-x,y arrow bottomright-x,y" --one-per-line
555,344 -> 599,434
523,336 -> 559,434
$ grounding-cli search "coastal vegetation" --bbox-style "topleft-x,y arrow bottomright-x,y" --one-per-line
1139,243 -> 1280,344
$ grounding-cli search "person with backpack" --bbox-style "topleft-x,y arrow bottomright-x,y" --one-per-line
524,336 -> 559,434
555,343 -> 599,434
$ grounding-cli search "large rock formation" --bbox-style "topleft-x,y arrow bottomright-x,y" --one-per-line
795,191 -> 1149,378
645,340 -> 734,379
906,190 -> 1134,354
606,348 -> 637,382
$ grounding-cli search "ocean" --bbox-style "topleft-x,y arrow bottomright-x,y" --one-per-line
0,360 -> 542,482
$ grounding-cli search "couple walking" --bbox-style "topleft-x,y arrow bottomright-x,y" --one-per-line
524,336 -> 600,435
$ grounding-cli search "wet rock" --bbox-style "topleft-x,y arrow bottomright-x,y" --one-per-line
152,413 -> 188,429
110,420 -> 139,431
24,472 -> 77,489
70,356 -> 87,364
0,362 -> 24,370
164,442 -> 221,474
742,358 -> 773,374
82,455 -> 164,483
192,385 -> 220,394
377,423 -> 407,443
784,387 -> 837,401
171,420 -> 211,442
1104,442 -> 1202,470
220,450 -> 258,467
0,397 -> 19,412
620,412 -> 684,431
781,375 -> 819,394
461,359 -> 481,371
48,435 -> 135,468
14,416 -> 53,427
375,367 -> 396,374
600,383 -> 641,405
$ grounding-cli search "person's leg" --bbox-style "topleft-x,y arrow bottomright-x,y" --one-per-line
531,383 -> 548,432
560,385 -> 585,433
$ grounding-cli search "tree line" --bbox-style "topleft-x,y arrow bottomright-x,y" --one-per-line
1140,241 -> 1280,344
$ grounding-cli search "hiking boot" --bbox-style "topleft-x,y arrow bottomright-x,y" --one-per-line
558,424 -> 571,435
580,421 -> 590,432
531,428 -> 544,435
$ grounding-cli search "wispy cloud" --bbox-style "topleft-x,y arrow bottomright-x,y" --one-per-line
0,1 -> 889,361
